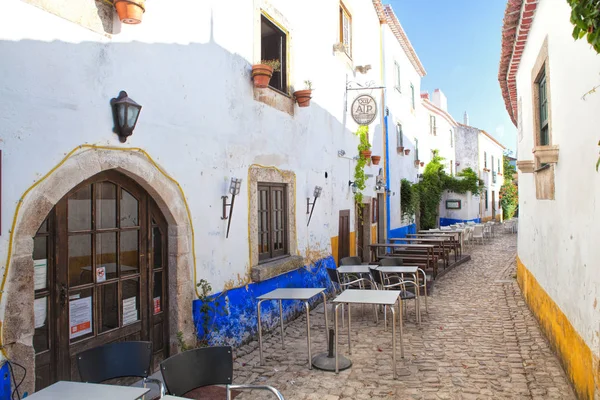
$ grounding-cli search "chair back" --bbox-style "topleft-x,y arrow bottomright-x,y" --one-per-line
161,346 -> 234,396
473,225 -> 484,237
340,256 -> 362,266
326,267 -> 341,285
440,226 -> 451,231
77,341 -> 152,383
379,257 -> 403,266
368,266 -> 383,286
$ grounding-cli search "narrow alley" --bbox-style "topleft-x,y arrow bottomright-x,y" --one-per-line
233,234 -> 575,399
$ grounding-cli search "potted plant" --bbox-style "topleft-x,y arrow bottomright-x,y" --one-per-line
357,126 -> 372,163
252,59 -> 280,88
397,146 -> 404,153
114,0 -> 145,24
371,155 -> 381,165
420,161 -> 425,167
294,80 -> 313,107
404,149 -> 411,156
414,160 -> 420,167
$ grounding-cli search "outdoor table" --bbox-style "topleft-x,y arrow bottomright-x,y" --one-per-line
369,243 -> 435,268
257,288 -> 328,369
337,265 -> 372,274
26,381 -> 149,400
333,289 -> 403,379
390,236 -> 455,263
377,266 -> 421,324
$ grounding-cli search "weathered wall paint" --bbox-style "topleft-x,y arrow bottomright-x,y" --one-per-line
517,257 -> 599,399
193,256 -> 335,347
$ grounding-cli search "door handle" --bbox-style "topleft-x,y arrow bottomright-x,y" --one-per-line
60,283 -> 68,308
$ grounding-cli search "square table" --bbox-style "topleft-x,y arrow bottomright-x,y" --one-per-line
333,289 -> 403,379
337,265 -> 373,274
26,381 -> 150,400
257,288 -> 328,369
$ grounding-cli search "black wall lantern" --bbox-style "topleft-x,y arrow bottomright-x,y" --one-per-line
306,186 -> 322,226
348,180 -> 358,194
222,177 -> 242,238
111,91 -> 142,143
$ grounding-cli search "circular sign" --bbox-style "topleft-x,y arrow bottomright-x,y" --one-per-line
351,94 -> 377,125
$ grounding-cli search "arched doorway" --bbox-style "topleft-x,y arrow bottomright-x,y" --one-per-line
32,170 -> 169,390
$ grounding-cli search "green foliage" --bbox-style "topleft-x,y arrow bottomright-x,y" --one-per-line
567,0 -> 600,53
400,179 -> 419,220
503,150 -> 517,183
260,59 -> 281,72
500,152 -> 519,220
354,126 -> 371,206
413,151 -> 485,229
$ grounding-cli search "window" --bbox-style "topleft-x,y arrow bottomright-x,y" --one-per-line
415,138 -> 419,161
491,156 -> 495,173
484,152 -> 487,168
410,84 -> 415,109
498,158 -> 501,172
429,115 -> 436,135
394,61 -> 401,92
257,183 -> 288,261
372,198 -> 378,224
450,160 -> 453,176
396,123 -> 403,149
261,15 -> 287,93
538,69 -> 549,146
485,190 -> 488,210
450,129 -> 453,148
340,4 -> 352,57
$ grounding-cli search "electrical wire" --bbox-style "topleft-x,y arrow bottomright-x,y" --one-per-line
6,360 -> 26,400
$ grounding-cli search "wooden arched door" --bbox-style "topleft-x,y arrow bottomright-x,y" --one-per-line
33,170 -> 169,390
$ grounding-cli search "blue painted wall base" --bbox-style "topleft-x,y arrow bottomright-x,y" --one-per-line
389,223 -> 416,239
0,363 -> 10,400
193,256 -> 336,347
439,218 -> 480,226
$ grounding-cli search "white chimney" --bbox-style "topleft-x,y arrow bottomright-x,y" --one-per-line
463,112 -> 469,125
431,89 -> 447,111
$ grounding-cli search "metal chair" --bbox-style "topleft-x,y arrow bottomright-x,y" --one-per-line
369,267 -> 419,325
160,346 -> 284,399
77,341 -> 165,398
472,224 -> 485,245
340,256 -> 362,266
326,268 -> 377,326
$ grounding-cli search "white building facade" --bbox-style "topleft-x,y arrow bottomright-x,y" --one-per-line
499,0 -> 600,397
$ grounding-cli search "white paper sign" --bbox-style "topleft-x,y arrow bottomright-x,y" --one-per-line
122,297 -> 138,325
34,298 -> 47,329
34,259 -> 47,291
96,266 -> 106,283
69,297 -> 92,339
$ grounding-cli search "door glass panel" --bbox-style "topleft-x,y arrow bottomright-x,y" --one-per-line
69,288 -> 93,343
68,185 -> 92,231
99,283 -> 119,333
153,272 -> 163,315
38,219 -> 48,234
68,235 -> 92,286
96,182 -> 117,229
120,231 -> 139,275
96,233 -> 117,281
33,236 -> 48,291
120,190 -> 139,228
33,296 -> 49,352
122,279 -> 140,326
153,227 -> 162,269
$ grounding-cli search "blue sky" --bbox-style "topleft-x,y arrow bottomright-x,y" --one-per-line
388,0 -> 516,153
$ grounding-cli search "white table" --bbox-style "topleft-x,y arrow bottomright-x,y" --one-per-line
27,381 -> 149,400
257,288 -> 328,369
333,289 -> 403,379
337,265 -> 373,274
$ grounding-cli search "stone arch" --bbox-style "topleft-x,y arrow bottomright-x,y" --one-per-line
3,147 -> 196,393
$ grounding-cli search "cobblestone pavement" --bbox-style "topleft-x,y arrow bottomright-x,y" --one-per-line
232,233 -> 575,399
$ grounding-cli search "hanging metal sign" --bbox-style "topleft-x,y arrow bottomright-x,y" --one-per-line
351,94 -> 377,125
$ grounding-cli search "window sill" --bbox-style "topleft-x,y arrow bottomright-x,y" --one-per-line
333,47 -> 354,70
533,145 -> 559,164
516,160 -> 535,174
251,255 -> 304,282
253,86 -> 294,116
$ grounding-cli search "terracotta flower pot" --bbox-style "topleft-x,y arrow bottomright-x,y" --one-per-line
397,146 -> 404,153
371,155 -> 381,165
414,160 -> 420,167
294,89 -> 312,107
360,150 -> 372,160
252,64 -> 274,88
115,0 -> 145,24
420,162 -> 425,167
404,149 -> 410,156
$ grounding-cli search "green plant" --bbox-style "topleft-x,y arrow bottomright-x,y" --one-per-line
400,179 -> 419,220
304,80 -> 313,90
353,126 -> 370,207
568,0 -> 600,53
260,59 -> 281,72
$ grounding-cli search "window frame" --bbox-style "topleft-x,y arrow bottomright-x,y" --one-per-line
537,69 -> 549,146
531,37 -> 552,150
484,151 -> 487,168
396,123 -> 403,149
450,129 -> 453,148
410,83 -> 415,109
260,14 -> 288,94
414,138 -> 419,161
430,115 -> 436,136
394,61 -> 401,92
257,182 -> 289,262
339,3 -> 352,58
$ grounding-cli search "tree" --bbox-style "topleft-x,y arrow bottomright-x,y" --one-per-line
500,151 -> 518,220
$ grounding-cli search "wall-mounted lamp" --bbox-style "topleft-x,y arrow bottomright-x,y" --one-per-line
337,150 -> 346,157
111,91 -> 142,143
348,181 -> 358,194
306,186 -> 322,226
418,173 -> 424,182
222,177 -> 242,238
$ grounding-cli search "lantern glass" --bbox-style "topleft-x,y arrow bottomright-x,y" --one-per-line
229,178 -> 242,195
314,186 -> 322,198
117,103 -> 126,127
351,183 -> 357,194
127,105 -> 140,128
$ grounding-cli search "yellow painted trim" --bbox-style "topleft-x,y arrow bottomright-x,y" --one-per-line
1,145 -> 199,358
349,231 -> 356,257
517,256 -> 599,399
371,224 -> 377,244
330,236 -> 339,266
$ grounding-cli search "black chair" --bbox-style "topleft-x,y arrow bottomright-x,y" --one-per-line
369,266 -> 419,324
340,256 -> 362,266
77,341 -> 165,397
160,346 -> 285,399
379,257 -> 404,266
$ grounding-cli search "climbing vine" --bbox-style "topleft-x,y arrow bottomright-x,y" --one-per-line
400,178 -> 419,220
353,126 -> 370,207
500,152 -> 519,220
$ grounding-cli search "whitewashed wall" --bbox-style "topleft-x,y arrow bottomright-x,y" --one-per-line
515,0 -> 600,358
479,133 -> 504,219
0,0 -> 382,309
421,96 -> 457,174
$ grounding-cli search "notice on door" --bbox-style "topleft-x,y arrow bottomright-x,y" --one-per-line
69,296 -> 92,339
122,296 -> 138,326
34,259 -> 47,291
34,298 -> 47,329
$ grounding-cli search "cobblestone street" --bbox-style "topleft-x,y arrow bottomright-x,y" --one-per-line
232,233 -> 576,399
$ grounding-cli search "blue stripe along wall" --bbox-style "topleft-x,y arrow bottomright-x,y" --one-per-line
388,223 -> 417,239
0,363 -> 10,400
192,256 -> 336,347
439,218 -> 481,226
